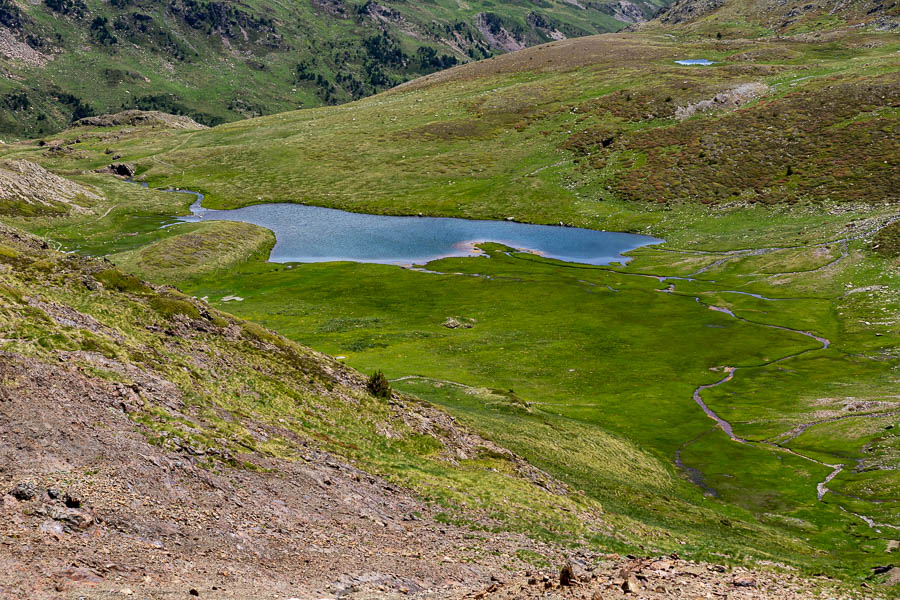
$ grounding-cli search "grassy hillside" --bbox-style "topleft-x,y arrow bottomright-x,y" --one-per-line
0,220 -> 630,566
0,25 -> 898,590
0,0 -> 668,137
645,0 -> 899,38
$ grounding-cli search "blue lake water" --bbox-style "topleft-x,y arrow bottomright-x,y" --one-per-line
675,59 -> 716,65
168,192 -> 663,266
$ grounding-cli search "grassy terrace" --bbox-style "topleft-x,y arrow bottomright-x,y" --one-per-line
1,30 -> 898,587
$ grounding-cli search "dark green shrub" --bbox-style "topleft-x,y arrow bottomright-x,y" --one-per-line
367,370 -> 391,398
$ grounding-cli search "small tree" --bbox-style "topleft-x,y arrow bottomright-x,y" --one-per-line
367,370 -> 391,399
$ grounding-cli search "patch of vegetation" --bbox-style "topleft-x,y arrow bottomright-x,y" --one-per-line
367,369 -> 391,398
112,220 -> 275,284
94,268 -> 153,295
581,76 -> 898,206
872,220 -> 900,258
148,293 -> 202,320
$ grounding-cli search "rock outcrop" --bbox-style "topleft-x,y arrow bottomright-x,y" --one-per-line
74,110 -> 207,130
0,160 -> 98,215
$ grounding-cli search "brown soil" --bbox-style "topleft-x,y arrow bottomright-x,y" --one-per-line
0,351 -> 546,599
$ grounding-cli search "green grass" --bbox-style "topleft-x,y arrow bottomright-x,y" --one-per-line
113,220 -> 275,283
147,229 -> 895,579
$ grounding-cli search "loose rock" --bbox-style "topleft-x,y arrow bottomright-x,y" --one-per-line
9,482 -> 36,501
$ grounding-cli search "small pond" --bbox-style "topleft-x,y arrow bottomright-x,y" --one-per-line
168,192 -> 663,266
674,59 -> 716,65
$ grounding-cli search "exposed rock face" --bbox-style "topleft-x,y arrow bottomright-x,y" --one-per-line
608,0 -> 648,24
658,0 -> 726,24
475,14 -> 526,52
310,0 -> 349,18
0,26 -> 51,67
654,0 -> 899,30
0,160 -> 99,214
109,163 -> 136,178
675,82 -> 770,120
74,110 -> 207,130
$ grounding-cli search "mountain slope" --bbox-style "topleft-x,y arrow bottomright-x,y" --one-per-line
0,0 -> 669,137
17,31 -> 892,225
644,0 -> 899,36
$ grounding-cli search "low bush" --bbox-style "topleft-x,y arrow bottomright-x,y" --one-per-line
367,370 -> 391,398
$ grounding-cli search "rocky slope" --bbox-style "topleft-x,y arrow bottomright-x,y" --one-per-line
0,159 -> 99,215
0,0 -> 669,137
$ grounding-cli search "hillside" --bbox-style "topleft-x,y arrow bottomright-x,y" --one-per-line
0,0 -> 668,138
0,12 -> 899,599
645,0 -> 899,36
0,220 -> 601,598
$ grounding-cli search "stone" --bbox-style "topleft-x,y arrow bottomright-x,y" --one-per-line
43,505 -> 94,530
441,317 -> 472,329
9,482 -> 36,501
622,574 -> 640,593
60,566 -> 103,584
109,163 -> 136,178
732,575 -> 756,587
39,520 -> 65,537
